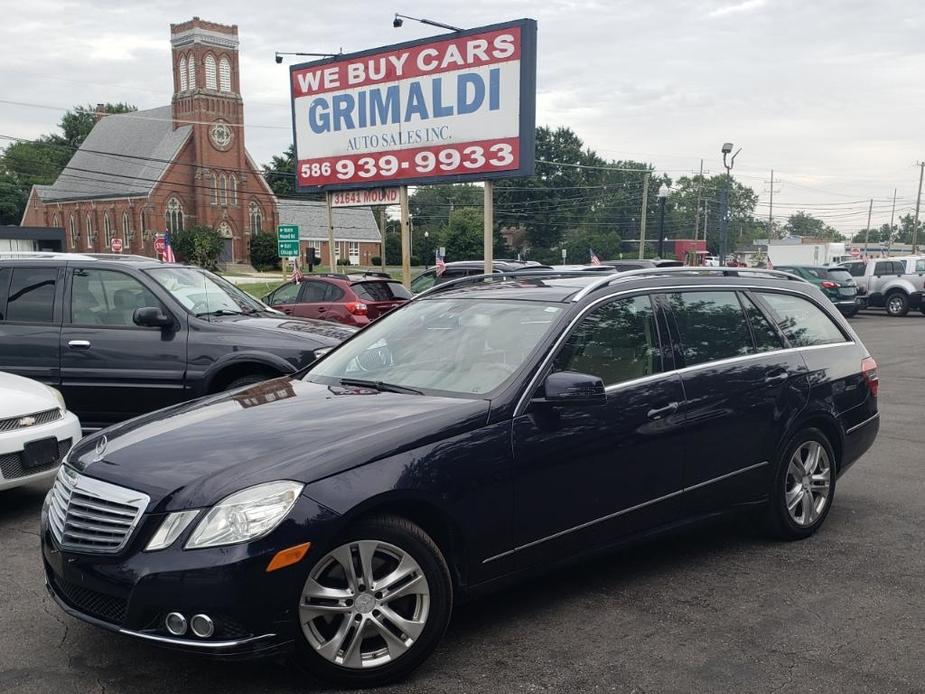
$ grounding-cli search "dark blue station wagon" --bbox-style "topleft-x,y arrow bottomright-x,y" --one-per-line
42,268 -> 880,687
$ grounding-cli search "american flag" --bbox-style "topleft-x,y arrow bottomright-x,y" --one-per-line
589,248 -> 602,265
290,261 -> 303,284
163,231 -> 177,263
436,251 -> 446,276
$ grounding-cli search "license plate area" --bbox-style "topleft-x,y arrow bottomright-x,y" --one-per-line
23,437 -> 60,470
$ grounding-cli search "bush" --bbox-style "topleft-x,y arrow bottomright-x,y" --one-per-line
170,225 -> 223,270
370,256 -> 381,265
249,232 -> 281,271
336,258 -> 351,266
410,256 -> 421,266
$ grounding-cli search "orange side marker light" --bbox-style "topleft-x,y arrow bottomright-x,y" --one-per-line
266,542 -> 312,572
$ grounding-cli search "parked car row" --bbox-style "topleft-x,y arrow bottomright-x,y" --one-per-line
838,256 -> 925,316
39,265 -> 879,687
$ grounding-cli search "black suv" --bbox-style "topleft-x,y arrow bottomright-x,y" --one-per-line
0,254 -> 354,428
410,260 -> 549,293
43,267 -> 879,687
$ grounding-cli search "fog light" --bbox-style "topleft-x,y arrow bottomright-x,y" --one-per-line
190,613 -> 214,638
165,612 -> 187,636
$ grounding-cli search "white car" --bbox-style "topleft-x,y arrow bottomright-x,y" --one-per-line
0,372 -> 82,491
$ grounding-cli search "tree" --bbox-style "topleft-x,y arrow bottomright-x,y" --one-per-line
261,144 -> 323,200
436,208 -> 508,261
667,174 -> 760,253
0,103 -> 136,225
249,232 -> 281,271
783,211 -> 841,240
171,225 -> 224,270
409,184 -> 483,235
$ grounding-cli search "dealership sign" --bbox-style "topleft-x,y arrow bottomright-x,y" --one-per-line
290,19 -> 537,192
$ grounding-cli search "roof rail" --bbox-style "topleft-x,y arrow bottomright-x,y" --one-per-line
0,251 -> 96,260
85,253 -> 157,262
412,269 -> 614,300
569,266 -> 809,302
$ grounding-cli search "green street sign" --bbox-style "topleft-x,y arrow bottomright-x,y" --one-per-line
277,224 -> 300,258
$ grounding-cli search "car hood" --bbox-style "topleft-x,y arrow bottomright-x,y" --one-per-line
67,378 -> 489,512
210,313 -> 358,345
0,371 -> 59,419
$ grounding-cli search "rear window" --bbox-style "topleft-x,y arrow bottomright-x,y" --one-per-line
351,281 -> 412,302
825,268 -> 854,283
756,292 -> 846,347
842,263 -> 865,277
666,291 -> 754,367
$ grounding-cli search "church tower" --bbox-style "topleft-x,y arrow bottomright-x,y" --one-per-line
169,17 -> 254,262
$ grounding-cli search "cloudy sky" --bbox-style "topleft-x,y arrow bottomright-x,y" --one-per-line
3,0 -> 923,233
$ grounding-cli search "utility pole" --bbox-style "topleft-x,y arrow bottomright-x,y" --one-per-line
693,159 -> 703,240
913,162 -> 924,254
638,172 -> 649,259
703,203 -> 709,246
887,188 -> 897,253
863,198 -> 873,254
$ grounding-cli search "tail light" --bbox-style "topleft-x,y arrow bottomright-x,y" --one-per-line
345,301 -> 368,316
861,356 -> 879,397
820,280 -> 838,289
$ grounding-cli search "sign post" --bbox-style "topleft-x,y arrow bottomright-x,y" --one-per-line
399,186 -> 411,289
483,181 -> 494,275
325,194 -> 336,270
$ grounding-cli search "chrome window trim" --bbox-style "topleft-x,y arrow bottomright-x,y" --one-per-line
514,283 -> 853,417
483,460 -> 771,564
846,412 -> 880,434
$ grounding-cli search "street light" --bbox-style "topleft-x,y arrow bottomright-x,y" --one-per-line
274,51 -> 340,64
719,142 -> 741,266
657,184 -> 669,259
392,13 -> 465,32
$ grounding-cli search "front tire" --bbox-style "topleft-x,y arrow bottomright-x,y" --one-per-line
293,515 -> 453,688
765,427 -> 836,540
885,292 -> 909,316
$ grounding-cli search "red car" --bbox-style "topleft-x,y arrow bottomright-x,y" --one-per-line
263,273 -> 411,327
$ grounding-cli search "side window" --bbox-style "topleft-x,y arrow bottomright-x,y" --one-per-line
916,259 -> 925,273
6,267 -> 58,323
894,261 -> 906,274
741,294 -> 784,352
756,292 -> 846,347
554,295 -> 661,386
667,291 -> 753,366
411,271 -> 436,293
0,268 -> 9,320
845,263 -> 865,277
269,282 -> 300,305
300,281 -> 328,302
874,261 -> 893,276
323,284 -> 345,302
71,269 -> 162,327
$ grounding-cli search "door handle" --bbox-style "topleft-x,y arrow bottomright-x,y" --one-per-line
764,371 -> 788,384
68,340 -> 91,350
282,308 -> 292,314
647,402 -> 679,420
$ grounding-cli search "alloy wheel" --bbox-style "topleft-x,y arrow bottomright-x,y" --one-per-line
784,441 -> 832,527
299,540 -> 430,669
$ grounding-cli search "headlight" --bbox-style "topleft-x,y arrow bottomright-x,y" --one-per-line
47,386 -> 66,411
145,510 -> 200,551
185,481 -> 304,549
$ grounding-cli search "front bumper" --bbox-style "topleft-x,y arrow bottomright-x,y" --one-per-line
0,411 -> 82,491
41,493 -> 340,658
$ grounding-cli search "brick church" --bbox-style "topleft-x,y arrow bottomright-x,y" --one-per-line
20,18 -> 381,266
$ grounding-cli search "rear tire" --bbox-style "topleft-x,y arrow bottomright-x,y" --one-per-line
885,292 -> 909,316
292,515 -> 453,688
765,427 -> 837,541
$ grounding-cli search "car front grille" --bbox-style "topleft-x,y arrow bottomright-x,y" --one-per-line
0,438 -> 72,481
46,466 -> 150,554
0,407 -> 62,432
50,573 -> 127,625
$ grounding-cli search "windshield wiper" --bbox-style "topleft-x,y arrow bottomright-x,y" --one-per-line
195,309 -> 246,317
338,378 -> 424,395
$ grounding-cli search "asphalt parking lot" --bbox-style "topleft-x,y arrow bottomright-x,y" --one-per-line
1,313 -> 923,694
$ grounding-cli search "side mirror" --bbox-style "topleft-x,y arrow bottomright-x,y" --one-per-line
536,371 -> 606,406
133,306 -> 174,328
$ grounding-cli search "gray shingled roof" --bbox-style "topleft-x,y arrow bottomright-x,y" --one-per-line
277,200 -> 381,242
36,106 -> 191,202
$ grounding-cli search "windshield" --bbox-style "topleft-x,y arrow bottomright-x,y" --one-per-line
306,298 -> 565,396
825,268 -> 854,283
146,267 -> 264,315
